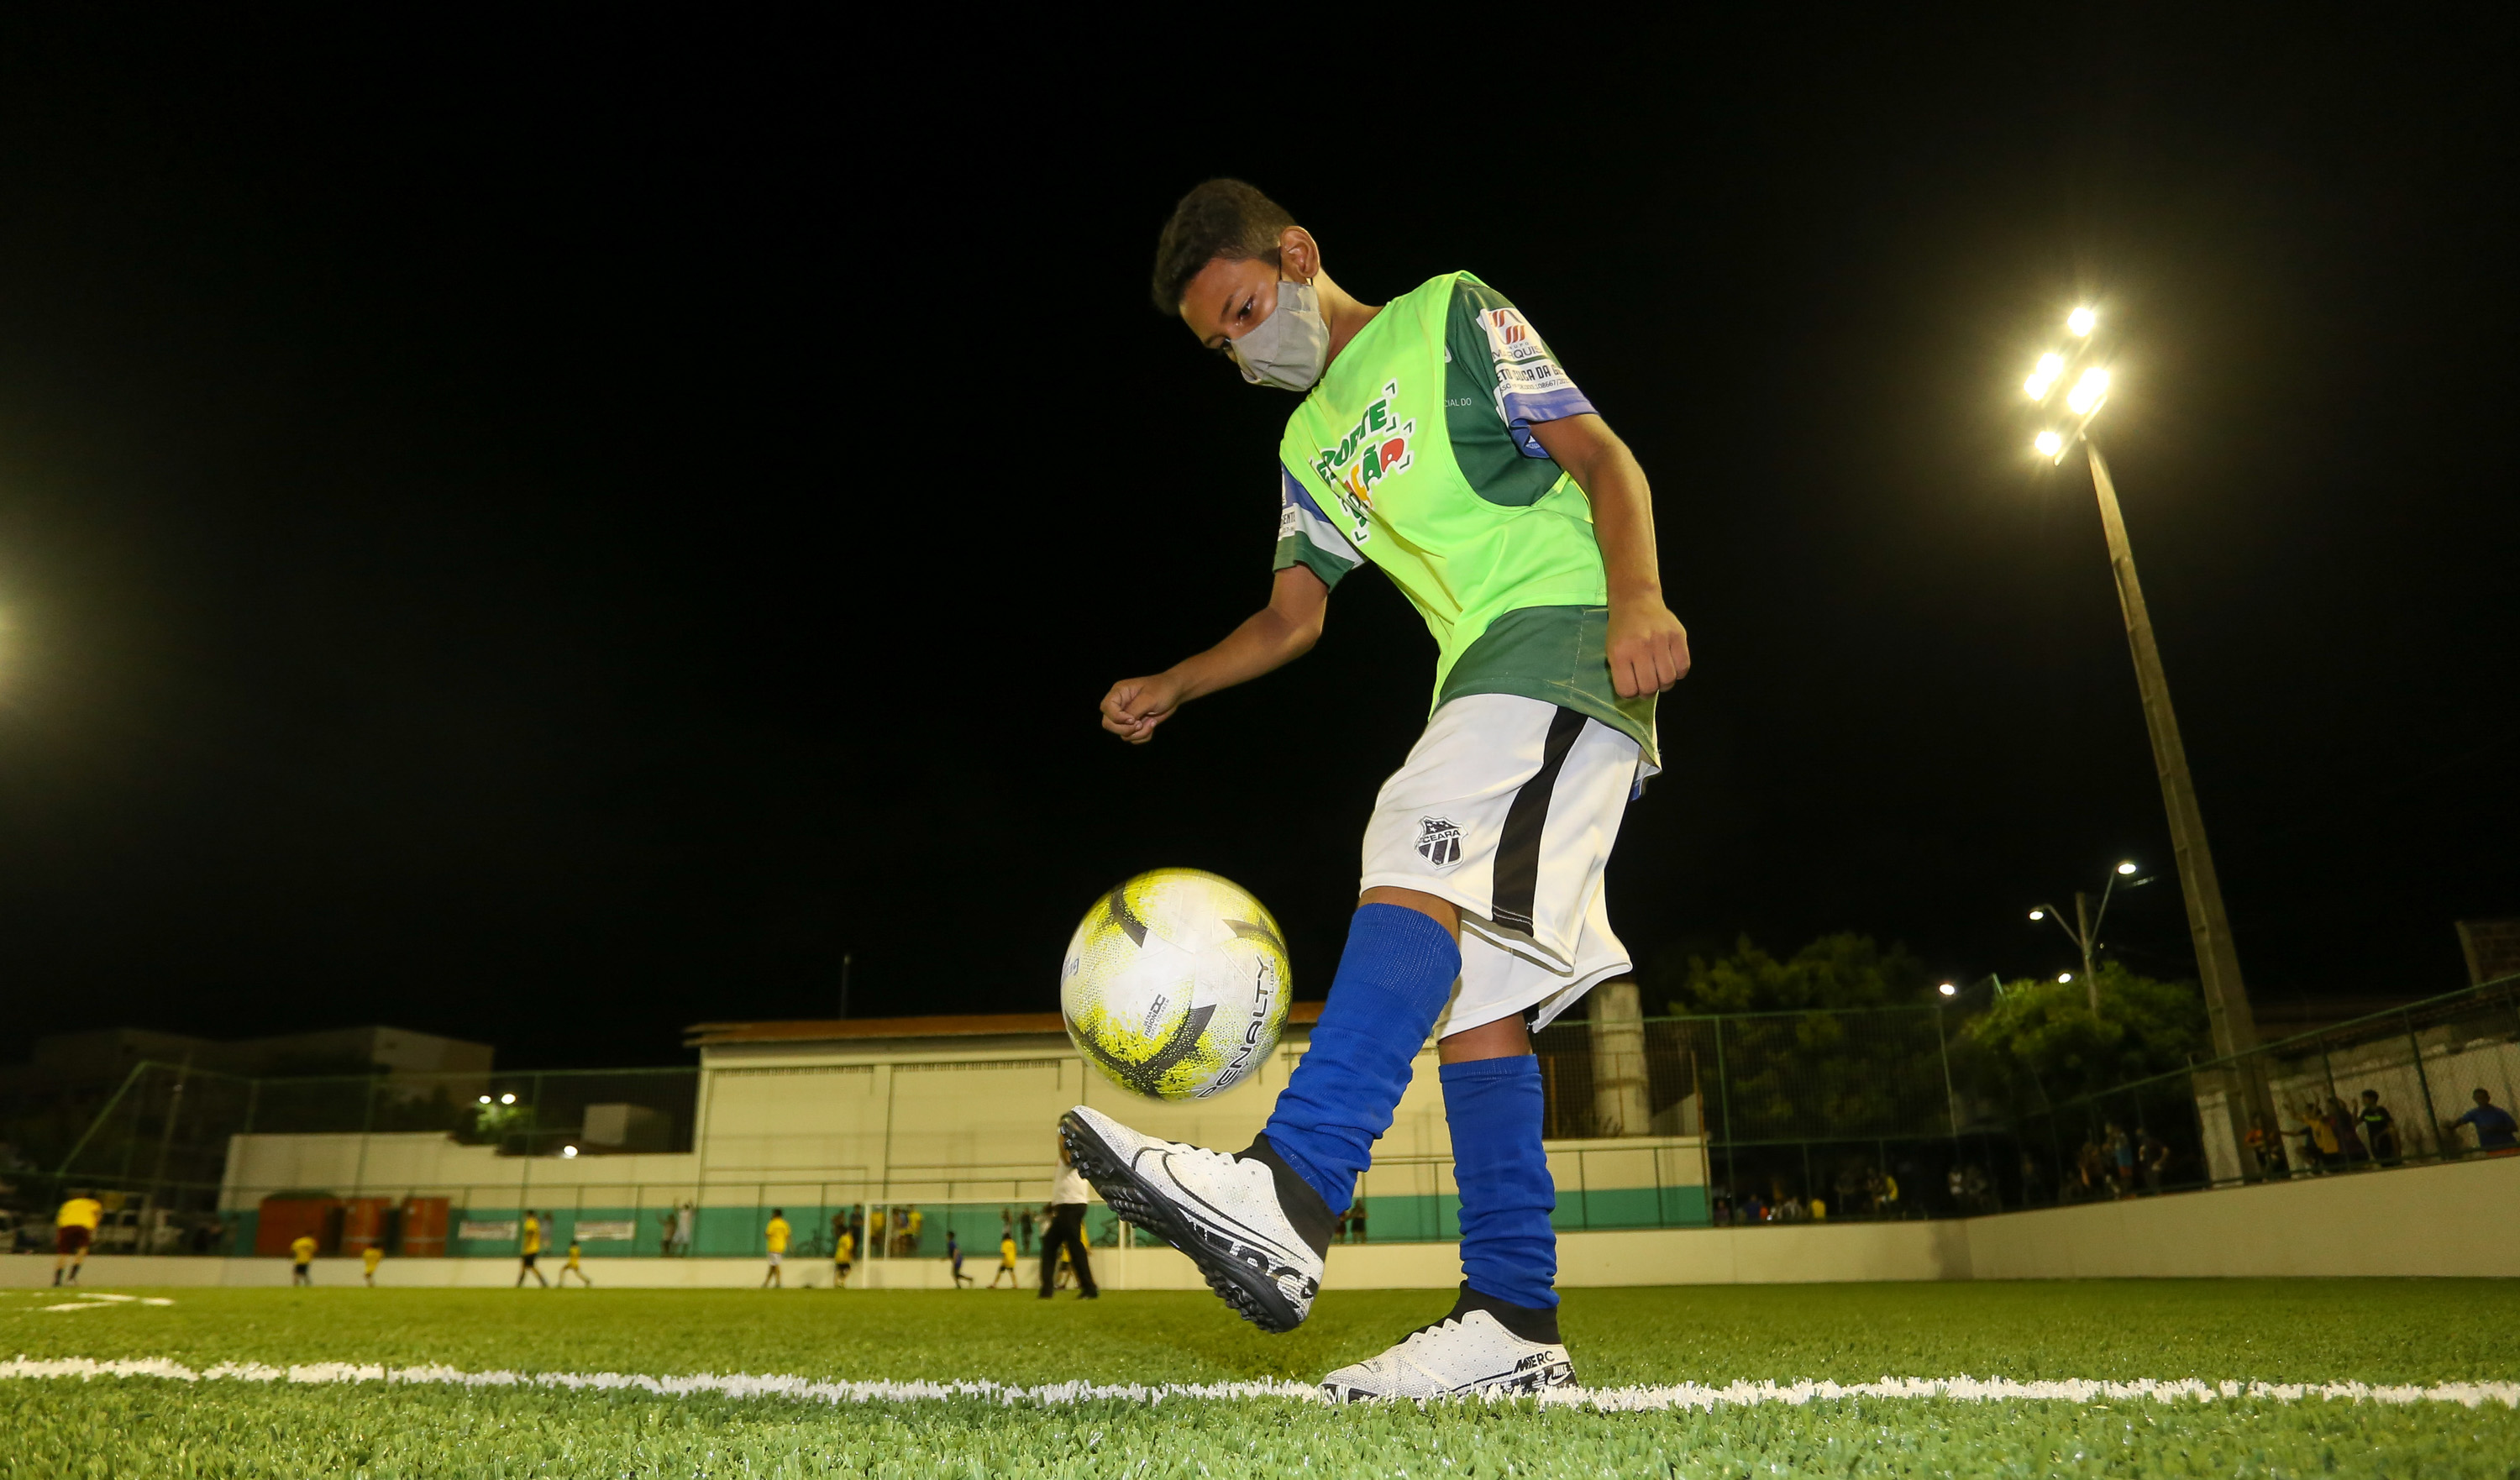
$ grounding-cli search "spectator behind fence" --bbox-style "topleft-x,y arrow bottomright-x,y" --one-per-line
2105,1125 -> 2135,1198
2136,1131 -> 2167,1193
2448,1089 -> 2518,1153
2302,1101 -> 2342,1170
2357,1091 -> 2400,1165
2326,1097 -> 2370,1164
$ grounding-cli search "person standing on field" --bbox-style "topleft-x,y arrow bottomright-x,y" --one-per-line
989,1230 -> 1019,1288
762,1209 -> 790,1288
832,1222 -> 855,1288
516,1211 -> 549,1288
291,1232 -> 318,1286
50,1194 -> 102,1286
1037,1136 -> 1099,1300
559,1231 -> 593,1287
361,1242 -> 384,1286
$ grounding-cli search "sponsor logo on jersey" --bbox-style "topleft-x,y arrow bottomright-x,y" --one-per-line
1482,307 -> 1546,362
1309,379 -> 1415,538
1483,307 -> 1578,403
1415,816 -> 1463,868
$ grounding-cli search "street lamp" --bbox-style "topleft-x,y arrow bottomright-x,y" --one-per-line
2015,307 -> 2260,1065
2028,860 -> 2155,1014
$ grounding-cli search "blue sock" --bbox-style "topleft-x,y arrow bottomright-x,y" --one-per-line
1262,904 -> 1460,1212
1441,1055 -> 1557,1310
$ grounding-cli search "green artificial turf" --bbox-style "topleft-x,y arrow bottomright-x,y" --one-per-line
6,1281 -> 2518,1477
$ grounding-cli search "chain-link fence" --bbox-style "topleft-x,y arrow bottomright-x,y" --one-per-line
2,1065 -> 701,1257
2007,974 -> 2520,1207
8,978 -> 2512,1257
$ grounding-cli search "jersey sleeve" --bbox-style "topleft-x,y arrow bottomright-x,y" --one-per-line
1272,464 -> 1362,589
1448,277 -> 1599,458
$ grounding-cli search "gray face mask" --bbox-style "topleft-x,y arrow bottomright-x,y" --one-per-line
1230,279 -> 1330,392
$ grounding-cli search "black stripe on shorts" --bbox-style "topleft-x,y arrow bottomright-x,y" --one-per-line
1488,706 -> 1588,937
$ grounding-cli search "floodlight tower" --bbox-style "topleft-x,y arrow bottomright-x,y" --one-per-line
2029,860 -> 2152,1016
2021,311 -> 2261,1065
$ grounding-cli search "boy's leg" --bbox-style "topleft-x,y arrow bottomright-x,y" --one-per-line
1060,897 -> 1459,1330
1320,706 -> 1637,1400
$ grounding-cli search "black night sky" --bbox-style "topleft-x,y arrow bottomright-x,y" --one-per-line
0,17 -> 2512,1069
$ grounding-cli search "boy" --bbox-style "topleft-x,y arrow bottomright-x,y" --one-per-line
948,1230 -> 973,1288
762,1208 -> 790,1288
291,1232 -> 318,1286
1062,179 -> 1688,1400
832,1221 -> 854,1288
516,1211 -> 549,1288
51,1193 -> 101,1286
988,1228 -> 1019,1288
2449,1088 -> 2518,1152
559,1231 -> 592,1287
361,1241 -> 384,1286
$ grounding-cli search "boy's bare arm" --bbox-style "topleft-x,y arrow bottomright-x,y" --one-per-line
1527,412 -> 1691,698
1100,563 -> 1330,743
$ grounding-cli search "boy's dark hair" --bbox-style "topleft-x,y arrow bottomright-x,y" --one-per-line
1150,179 -> 1295,314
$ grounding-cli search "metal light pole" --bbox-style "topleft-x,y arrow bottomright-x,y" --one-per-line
2022,312 -> 2261,1063
2030,861 -> 2152,1016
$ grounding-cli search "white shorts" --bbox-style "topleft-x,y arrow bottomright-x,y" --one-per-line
1358,693 -> 1643,1037
766,1251 -> 784,1266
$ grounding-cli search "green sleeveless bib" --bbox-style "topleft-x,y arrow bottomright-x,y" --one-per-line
1279,274 -> 1614,709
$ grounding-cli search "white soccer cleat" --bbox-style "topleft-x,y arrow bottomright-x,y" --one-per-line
1320,1308 -> 1578,1402
1058,1104 -> 1326,1332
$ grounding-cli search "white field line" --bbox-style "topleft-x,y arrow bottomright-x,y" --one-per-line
1,1357 -> 2516,1411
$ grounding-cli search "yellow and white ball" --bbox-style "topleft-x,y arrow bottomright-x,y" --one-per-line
1060,868 -> 1292,1100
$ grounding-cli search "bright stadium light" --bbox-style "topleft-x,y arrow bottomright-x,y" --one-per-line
2067,366 -> 2111,415
478,1095 -> 491,1105
501,1093 -> 517,1105
562,1146 -> 579,1159
2024,352 -> 2066,401
2067,306 -> 2097,336
2034,429 -> 2065,459
2117,861 -> 2138,874
1939,982 -> 1958,997
2029,909 -> 2046,921
2058,971 -> 2075,984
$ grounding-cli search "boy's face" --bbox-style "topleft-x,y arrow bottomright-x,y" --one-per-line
1176,226 -> 1320,355
1179,255 -> 1288,354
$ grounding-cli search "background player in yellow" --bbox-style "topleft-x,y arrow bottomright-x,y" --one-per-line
516,1211 -> 549,1288
559,1231 -> 592,1287
291,1232 -> 318,1286
361,1242 -> 383,1286
832,1223 -> 854,1288
761,1208 -> 790,1288
51,1194 -> 102,1287
987,1231 -> 1019,1288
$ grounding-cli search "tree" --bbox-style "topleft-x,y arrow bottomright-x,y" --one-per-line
1651,932 -> 1935,1016
1956,960 -> 2207,1110
1644,934 -> 1947,1140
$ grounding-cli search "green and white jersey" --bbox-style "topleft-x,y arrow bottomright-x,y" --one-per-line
1272,272 -> 1657,765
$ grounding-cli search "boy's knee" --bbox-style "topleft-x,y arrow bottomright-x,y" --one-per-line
1356,886 -> 1460,938
1438,1016 -> 1530,1064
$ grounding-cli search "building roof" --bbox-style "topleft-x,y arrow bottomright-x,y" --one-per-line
685,1001 -> 1326,1048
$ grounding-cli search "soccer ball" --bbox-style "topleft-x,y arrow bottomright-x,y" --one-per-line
1061,868 -> 1292,1100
